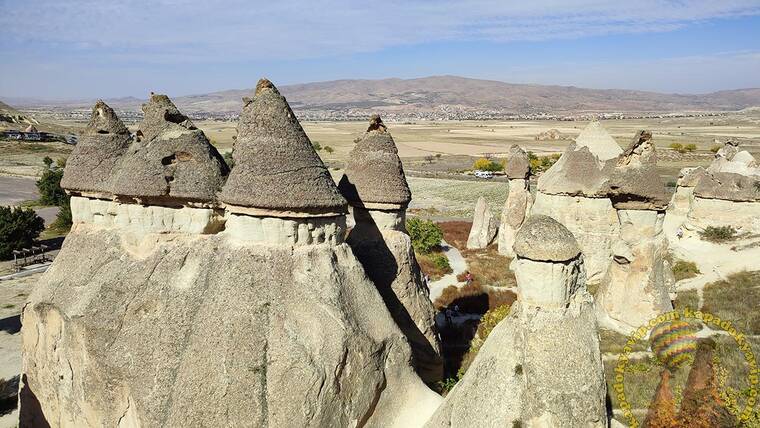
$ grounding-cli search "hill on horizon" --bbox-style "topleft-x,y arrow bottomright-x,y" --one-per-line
6,76 -> 760,116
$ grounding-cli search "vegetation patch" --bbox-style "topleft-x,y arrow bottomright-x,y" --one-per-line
407,218 -> 444,254
673,289 -> 699,311
599,329 -> 649,354
527,151 -> 560,173
671,260 -> 700,281
0,206 -> 45,260
472,157 -> 503,172
417,251 -> 452,280
702,271 -> 760,335
438,221 -> 471,250
434,282 -> 516,313
460,246 -> 516,288
457,304 -> 513,379
699,225 -> 737,243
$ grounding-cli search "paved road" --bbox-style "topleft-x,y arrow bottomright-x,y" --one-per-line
0,176 -> 38,206
0,175 -> 60,225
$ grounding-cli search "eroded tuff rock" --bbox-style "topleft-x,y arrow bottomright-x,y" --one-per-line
340,116 -> 443,385
606,131 -> 669,210
467,196 -> 498,249
110,94 -> 228,203
427,216 -> 607,427
21,80 -> 440,428
60,101 -> 132,197
595,209 -> 673,332
498,145 -> 533,257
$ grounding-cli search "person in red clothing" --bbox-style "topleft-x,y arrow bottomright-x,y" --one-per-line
464,271 -> 473,285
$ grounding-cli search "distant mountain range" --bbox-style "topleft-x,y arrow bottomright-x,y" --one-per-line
6,76 -> 760,116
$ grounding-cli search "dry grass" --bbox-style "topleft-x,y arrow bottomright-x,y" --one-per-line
702,270 -> 760,335
438,221 -> 471,250
416,250 -> 452,281
460,246 -> 516,288
671,260 -> 700,282
434,282 -> 516,313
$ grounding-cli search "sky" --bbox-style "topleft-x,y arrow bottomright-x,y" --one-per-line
1,0 -> 760,99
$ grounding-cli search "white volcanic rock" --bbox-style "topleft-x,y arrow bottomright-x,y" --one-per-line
595,209 -> 673,332
467,196 -> 498,249
574,120 -> 623,161
498,179 -> 533,257
20,203 -> 441,428
427,217 -> 607,428
532,193 -> 619,284
347,208 -> 443,385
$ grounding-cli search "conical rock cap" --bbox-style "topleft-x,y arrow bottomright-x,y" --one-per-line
111,94 -> 228,203
221,79 -> 347,214
60,100 -> 131,195
575,121 -> 622,161
338,115 -> 411,208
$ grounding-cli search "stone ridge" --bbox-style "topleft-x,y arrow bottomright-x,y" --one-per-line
221,78 -> 347,213
513,215 -> 581,262
110,94 -> 228,203
338,115 -> 411,207
60,100 -> 132,195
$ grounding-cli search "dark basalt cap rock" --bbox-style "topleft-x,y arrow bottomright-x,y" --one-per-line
220,79 -> 347,214
693,171 -> 760,202
60,101 -> 132,195
606,131 -> 669,210
514,215 -> 581,262
111,94 -> 228,203
505,144 -> 530,180
537,143 -> 613,197
338,115 -> 411,207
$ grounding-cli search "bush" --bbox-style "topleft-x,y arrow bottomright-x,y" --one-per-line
406,218 -> 443,254
323,146 -> 334,154
431,253 -> 450,271
666,181 -> 677,188
36,164 -> 67,206
51,198 -> 72,232
0,206 -> 45,260
222,151 -> 234,168
669,143 -> 683,152
710,145 -> 722,154
527,151 -> 560,173
312,141 -> 322,151
699,226 -> 737,243
672,260 -> 700,281
472,158 -> 503,172
684,143 -> 697,152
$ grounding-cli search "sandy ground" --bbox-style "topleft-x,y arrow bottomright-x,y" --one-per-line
0,175 -> 60,226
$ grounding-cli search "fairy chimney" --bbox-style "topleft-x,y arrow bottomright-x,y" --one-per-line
498,145 -> 533,257
467,196 -> 498,249
427,216 -> 607,427
60,100 -> 131,198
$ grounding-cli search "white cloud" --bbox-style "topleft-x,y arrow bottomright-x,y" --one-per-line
2,0 -> 760,62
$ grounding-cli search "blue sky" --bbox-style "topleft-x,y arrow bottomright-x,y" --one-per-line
1,0 -> 759,99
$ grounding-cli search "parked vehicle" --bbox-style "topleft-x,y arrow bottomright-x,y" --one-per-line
474,170 -> 494,179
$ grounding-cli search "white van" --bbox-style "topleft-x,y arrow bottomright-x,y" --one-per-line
474,170 -> 494,179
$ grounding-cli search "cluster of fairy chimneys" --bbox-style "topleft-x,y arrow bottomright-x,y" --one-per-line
61,79 -> 412,225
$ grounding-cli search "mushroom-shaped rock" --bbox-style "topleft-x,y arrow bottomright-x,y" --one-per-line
60,101 -> 131,196
505,144 -> 530,179
513,215 -> 581,262
338,115 -> 411,208
221,79 -> 347,215
574,120 -> 622,161
110,94 -> 228,203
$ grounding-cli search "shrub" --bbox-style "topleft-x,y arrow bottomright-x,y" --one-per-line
431,253 -> 450,271
527,151 -> 560,173
36,163 -> 67,206
457,304 -> 513,378
406,218 -> 443,254
710,145 -> 722,154
669,143 -> 683,152
323,146 -> 334,154
312,141 -> 322,151
699,226 -> 737,243
473,158 -> 503,172
51,198 -> 72,232
417,252 -> 453,280
0,206 -> 45,260
684,143 -> 697,152
222,151 -> 234,168
672,260 -> 700,281
666,181 -> 677,188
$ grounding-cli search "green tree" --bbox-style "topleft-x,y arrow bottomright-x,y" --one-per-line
42,156 -> 53,168
473,158 -> 503,172
51,198 -> 72,232
0,206 -> 45,259
406,218 -> 443,254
